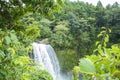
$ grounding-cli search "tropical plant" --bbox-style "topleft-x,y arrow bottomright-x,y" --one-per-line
72,27 -> 120,80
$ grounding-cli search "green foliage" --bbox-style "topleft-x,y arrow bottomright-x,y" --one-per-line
85,44 -> 120,79
29,69 -> 53,80
72,66 -> 80,80
0,28 -> 52,79
57,49 -> 79,71
0,0 -> 120,80
39,26 -> 52,40
0,0 -> 64,79
0,0 -> 63,27
38,1 -> 120,73
34,0 -> 120,68
79,58 -> 96,74
72,28 -> 120,80
0,29 -> 31,79
49,22 -> 72,48
54,24 -> 69,32
94,27 -> 111,55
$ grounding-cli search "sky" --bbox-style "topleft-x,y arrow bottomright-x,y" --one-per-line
70,0 -> 120,7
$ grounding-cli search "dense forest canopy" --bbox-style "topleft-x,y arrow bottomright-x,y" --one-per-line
0,0 -> 63,80
0,0 -> 120,80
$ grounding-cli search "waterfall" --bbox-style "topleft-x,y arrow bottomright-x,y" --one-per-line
32,42 -> 68,80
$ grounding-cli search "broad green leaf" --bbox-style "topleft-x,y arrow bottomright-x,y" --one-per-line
108,29 -> 111,33
10,33 -> 18,43
97,33 -> 102,37
98,45 -> 103,54
100,31 -> 106,34
4,36 -> 11,45
96,41 -> 100,46
8,48 -> 16,55
79,58 -> 96,74
0,50 -> 5,58
111,45 -> 120,53
104,35 -> 109,43
101,27 -> 106,30
0,40 -> 2,47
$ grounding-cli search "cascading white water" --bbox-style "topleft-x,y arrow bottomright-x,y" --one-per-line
32,42 -> 67,80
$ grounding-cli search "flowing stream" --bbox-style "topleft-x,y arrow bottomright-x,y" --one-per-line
32,42 -> 70,80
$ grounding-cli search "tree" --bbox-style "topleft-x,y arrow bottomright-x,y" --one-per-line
0,0 -> 63,27
105,3 -> 120,44
0,0 -> 63,80
95,1 -> 106,27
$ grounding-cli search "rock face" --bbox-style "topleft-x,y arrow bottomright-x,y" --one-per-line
38,41 -> 49,44
35,39 -> 49,44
